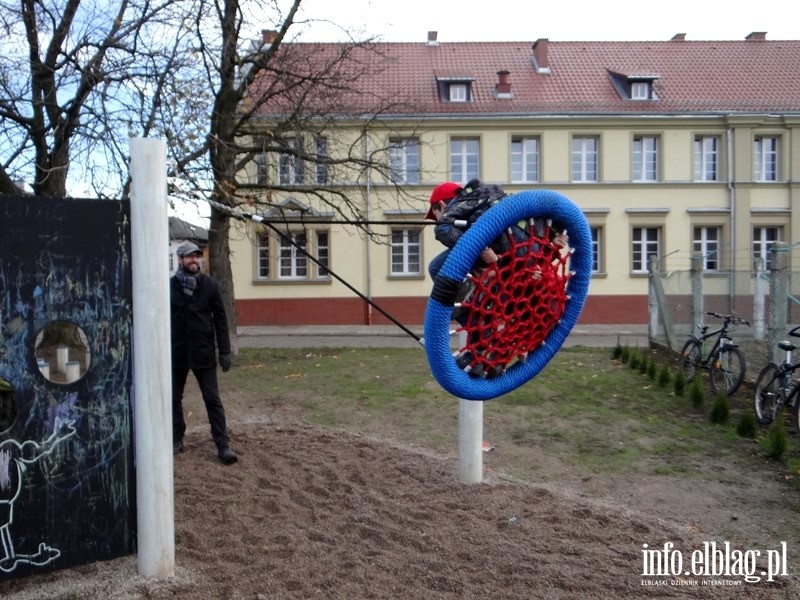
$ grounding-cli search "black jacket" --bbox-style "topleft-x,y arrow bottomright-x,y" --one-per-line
170,273 -> 230,370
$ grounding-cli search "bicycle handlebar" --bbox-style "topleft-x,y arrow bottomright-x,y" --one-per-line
789,324 -> 800,338
704,311 -> 750,327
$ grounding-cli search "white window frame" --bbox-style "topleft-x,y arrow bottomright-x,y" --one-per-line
390,228 -> 422,276
590,226 -> 603,273
633,135 -> 659,182
315,137 -> 328,185
449,83 -> 468,102
256,229 -> 330,281
754,136 -> 779,182
753,226 -> 782,271
279,137 -> 304,185
511,136 -> 540,183
450,138 -> 480,182
571,136 -> 598,183
693,226 -> 721,271
630,81 -> 650,100
631,226 -> 661,273
389,138 -> 420,184
693,136 -> 719,182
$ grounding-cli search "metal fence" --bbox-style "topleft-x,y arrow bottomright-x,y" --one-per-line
648,244 -> 800,384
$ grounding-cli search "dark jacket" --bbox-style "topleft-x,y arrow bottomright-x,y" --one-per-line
170,273 -> 230,370
434,179 -> 507,249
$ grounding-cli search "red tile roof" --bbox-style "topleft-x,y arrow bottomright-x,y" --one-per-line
251,38 -> 800,117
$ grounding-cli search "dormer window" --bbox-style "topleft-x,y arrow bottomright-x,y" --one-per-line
608,71 -> 659,101
449,83 -> 468,102
436,74 -> 476,103
630,81 -> 651,100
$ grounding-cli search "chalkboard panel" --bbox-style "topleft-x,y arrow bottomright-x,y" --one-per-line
0,195 -> 135,580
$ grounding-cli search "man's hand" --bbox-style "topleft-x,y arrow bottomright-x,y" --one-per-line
219,353 -> 232,372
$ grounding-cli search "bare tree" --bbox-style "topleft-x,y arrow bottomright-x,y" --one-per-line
0,0 -> 184,196
165,0 -> 422,349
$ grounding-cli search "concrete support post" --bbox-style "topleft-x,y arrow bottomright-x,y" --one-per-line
457,330 -> 483,483
768,244 -> 789,365
130,137 -> 175,578
690,254 -> 704,333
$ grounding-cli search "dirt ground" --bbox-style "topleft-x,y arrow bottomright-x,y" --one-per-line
2,350 -> 800,599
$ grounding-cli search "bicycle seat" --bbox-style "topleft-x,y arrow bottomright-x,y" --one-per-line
779,340 -> 797,352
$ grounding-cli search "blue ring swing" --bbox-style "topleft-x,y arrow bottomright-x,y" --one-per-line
423,189 -> 592,401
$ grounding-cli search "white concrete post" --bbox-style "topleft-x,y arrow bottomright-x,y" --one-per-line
130,137 -> 175,577
457,330 -> 483,483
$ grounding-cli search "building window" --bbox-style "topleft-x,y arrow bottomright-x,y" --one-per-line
693,136 -> 719,182
632,226 -> 661,273
511,137 -> 540,183
254,151 -> 268,185
449,83 -> 468,102
630,81 -> 651,100
390,228 -> 421,276
450,138 -> 480,182
257,229 -> 330,281
257,234 -> 270,279
571,136 -> 598,182
315,137 -> 328,185
633,135 -> 659,182
590,226 -> 602,273
753,226 -> 782,271
279,137 -> 304,185
389,138 -> 420,184
754,136 -> 779,182
693,226 -> 721,271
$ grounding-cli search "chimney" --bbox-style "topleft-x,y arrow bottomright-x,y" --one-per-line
532,38 -> 550,74
671,33 -> 686,41
427,31 -> 439,47
261,29 -> 277,45
495,70 -> 512,97
746,31 -> 767,40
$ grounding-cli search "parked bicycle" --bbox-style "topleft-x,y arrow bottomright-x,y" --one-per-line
680,312 -> 749,396
753,325 -> 800,427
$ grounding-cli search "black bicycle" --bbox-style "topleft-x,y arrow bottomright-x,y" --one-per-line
680,312 -> 749,396
753,325 -> 800,426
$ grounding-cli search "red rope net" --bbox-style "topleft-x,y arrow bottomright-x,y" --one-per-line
453,220 -> 572,378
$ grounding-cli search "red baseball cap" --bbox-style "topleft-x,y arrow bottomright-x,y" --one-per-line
425,182 -> 462,220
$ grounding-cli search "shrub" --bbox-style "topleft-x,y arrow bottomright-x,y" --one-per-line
709,393 -> 730,424
690,377 -> 704,408
673,372 -> 686,396
736,412 -> 758,438
657,364 -> 671,388
629,353 -> 640,370
647,357 -> 657,380
620,346 -> 631,364
639,352 -> 649,374
612,341 -> 622,360
761,418 -> 789,460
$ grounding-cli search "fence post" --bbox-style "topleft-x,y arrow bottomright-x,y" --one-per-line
753,257 -> 766,341
649,256 -> 676,349
690,254 -> 704,333
768,243 -> 789,364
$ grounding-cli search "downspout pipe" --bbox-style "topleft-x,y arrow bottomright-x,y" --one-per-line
365,135 -> 373,324
727,127 -> 736,311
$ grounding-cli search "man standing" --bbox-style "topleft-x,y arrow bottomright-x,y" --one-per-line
171,242 -> 237,464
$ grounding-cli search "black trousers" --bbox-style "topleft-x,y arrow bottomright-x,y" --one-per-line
172,367 -> 229,450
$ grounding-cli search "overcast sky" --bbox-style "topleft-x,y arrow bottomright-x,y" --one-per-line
296,0 -> 796,43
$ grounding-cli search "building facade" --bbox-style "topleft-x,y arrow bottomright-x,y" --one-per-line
229,32 -> 800,327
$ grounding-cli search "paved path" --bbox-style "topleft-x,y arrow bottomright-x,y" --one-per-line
237,324 -> 648,349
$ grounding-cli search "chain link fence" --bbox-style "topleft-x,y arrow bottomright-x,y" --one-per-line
648,244 -> 800,385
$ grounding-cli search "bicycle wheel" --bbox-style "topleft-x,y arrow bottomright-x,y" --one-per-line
753,363 -> 781,424
709,346 -> 746,396
680,338 -> 701,382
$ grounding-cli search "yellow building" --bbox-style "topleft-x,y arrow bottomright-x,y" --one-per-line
230,32 -> 800,326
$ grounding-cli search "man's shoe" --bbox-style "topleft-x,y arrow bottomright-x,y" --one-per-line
173,440 -> 184,455
218,446 -> 238,465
